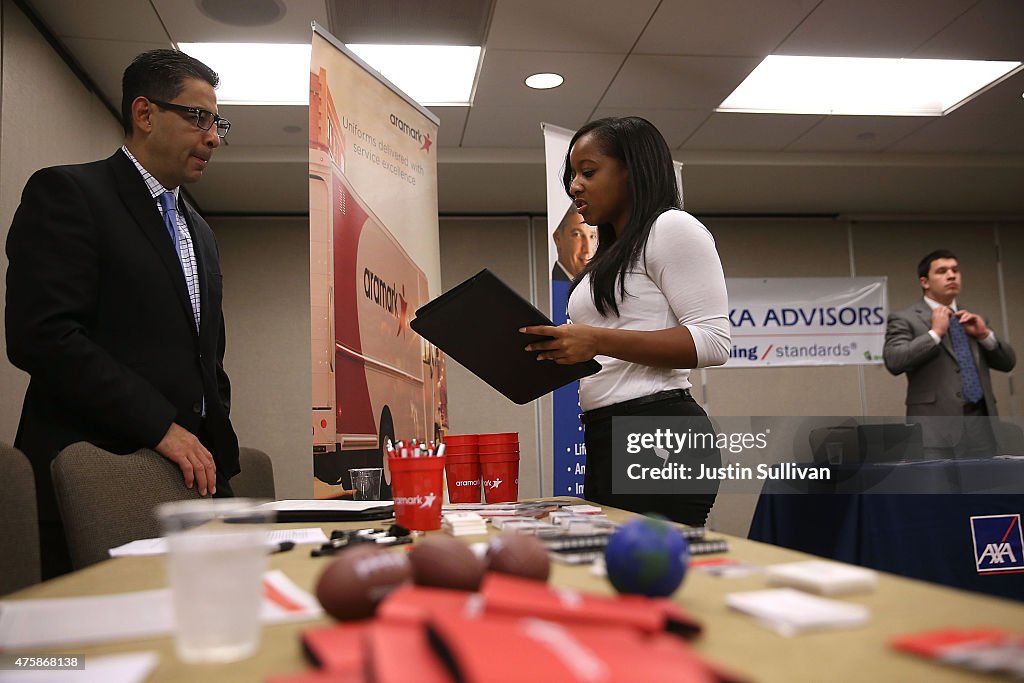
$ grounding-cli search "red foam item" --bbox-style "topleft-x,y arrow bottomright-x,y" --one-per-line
300,622 -> 369,674
377,583 -> 480,625
368,621 -> 455,683
428,613 -> 721,683
481,572 -> 702,637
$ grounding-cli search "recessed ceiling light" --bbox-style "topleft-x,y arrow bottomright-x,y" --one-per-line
718,55 -> 1022,116
179,43 -> 310,105
347,44 -> 482,106
525,73 -> 564,90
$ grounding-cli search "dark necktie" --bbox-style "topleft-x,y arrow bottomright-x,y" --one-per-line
948,314 -> 983,404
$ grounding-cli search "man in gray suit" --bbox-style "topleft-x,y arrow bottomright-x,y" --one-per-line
884,249 -> 1015,458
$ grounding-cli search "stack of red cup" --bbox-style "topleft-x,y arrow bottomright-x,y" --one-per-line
443,434 -> 482,504
478,432 -> 519,503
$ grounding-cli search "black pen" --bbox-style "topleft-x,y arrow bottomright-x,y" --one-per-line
272,541 -> 295,554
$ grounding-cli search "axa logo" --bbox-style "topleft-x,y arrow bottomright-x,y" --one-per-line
362,268 -> 409,336
484,477 -> 503,490
390,113 -> 432,153
971,514 -> 1024,575
394,492 -> 438,510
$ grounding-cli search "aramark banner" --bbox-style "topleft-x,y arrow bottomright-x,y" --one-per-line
725,277 -> 887,367
309,25 -> 446,499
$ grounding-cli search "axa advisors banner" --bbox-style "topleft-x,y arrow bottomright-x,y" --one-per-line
725,277 -> 887,367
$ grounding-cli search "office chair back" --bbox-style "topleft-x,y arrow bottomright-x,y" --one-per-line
230,447 -> 276,499
51,442 -> 201,570
0,443 -> 41,595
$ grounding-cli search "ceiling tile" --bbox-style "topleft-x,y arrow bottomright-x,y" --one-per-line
913,0 -> 1024,60
461,106 -> 592,147
215,105 -> 307,146
63,37 -> 171,109
777,0 -> 976,57
152,0 -> 329,42
954,70 -> 1024,115
886,111 -> 1024,153
486,0 -> 659,52
326,0 -> 492,45
427,106 -> 471,147
28,0 -> 168,41
591,108 -> 709,148
472,49 -> 623,109
785,115 -> 930,152
635,0 -> 818,57
600,55 -> 761,109
681,112 -> 822,151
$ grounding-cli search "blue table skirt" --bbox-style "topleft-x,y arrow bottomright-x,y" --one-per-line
748,460 -> 1024,602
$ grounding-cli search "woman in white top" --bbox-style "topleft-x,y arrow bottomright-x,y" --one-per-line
522,117 -> 730,525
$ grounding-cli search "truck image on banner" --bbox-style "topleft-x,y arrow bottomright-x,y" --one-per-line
309,28 -> 446,499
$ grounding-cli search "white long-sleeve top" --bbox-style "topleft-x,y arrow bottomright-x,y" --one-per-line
567,209 -> 730,411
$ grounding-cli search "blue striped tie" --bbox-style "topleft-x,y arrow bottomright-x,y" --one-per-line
948,315 -> 984,404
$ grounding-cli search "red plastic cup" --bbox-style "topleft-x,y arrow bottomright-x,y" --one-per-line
445,453 -> 481,504
388,455 -> 446,531
443,434 -> 479,446
441,444 -> 479,456
477,432 -> 518,445
480,451 -> 519,503
478,443 -> 519,455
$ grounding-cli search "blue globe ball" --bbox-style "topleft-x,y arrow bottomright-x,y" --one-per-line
604,516 -> 689,597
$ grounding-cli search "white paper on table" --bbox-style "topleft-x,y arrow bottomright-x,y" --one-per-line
256,499 -> 391,512
109,528 -> 329,557
726,588 -> 869,637
0,652 -> 159,683
0,571 -> 321,651
765,560 -> 877,595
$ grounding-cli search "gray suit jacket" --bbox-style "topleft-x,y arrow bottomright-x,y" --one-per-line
883,299 -> 1016,447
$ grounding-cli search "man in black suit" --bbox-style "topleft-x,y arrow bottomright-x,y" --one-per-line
5,50 -> 239,577
883,249 -> 1016,458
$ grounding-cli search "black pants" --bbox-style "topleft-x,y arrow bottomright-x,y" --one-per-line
582,389 -> 720,527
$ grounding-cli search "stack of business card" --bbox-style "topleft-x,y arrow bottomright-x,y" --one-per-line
442,511 -> 487,537
765,560 -> 878,595
726,588 -> 869,637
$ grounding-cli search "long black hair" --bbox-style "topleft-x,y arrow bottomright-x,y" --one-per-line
563,117 -> 680,316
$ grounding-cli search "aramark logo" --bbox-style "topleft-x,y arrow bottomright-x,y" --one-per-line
390,113 -> 432,153
484,477 -> 503,490
971,514 -> 1024,574
394,492 -> 438,510
362,268 -> 409,336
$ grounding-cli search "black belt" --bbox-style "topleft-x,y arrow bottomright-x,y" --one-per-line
580,388 -> 692,425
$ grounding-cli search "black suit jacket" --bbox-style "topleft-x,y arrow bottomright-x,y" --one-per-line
5,149 -> 239,518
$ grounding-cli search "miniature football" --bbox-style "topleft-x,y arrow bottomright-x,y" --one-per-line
315,546 -> 412,620
409,535 -> 486,592
486,532 -> 550,582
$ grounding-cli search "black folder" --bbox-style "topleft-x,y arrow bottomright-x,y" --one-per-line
411,269 -> 601,404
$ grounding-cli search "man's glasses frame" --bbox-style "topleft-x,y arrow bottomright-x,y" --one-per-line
148,99 -> 231,139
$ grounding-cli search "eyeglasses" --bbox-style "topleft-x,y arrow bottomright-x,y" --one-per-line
148,99 -> 232,138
